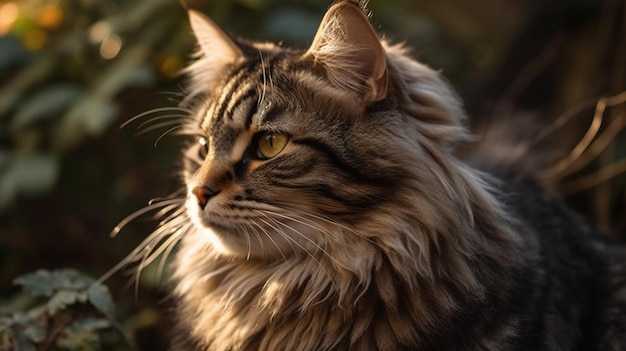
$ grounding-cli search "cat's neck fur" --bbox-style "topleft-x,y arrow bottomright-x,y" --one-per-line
172,46 -> 522,350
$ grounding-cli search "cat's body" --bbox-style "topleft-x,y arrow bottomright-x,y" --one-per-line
148,1 -> 626,350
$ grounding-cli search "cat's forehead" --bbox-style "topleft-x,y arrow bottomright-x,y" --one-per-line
199,62 -> 281,132
197,57 -> 300,123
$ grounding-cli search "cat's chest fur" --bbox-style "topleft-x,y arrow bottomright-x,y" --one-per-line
171,177 -> 623,351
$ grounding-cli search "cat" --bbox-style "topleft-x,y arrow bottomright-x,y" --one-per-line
128,0 -> 626,350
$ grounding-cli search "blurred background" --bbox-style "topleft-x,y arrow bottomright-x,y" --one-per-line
0,0 -> 624,349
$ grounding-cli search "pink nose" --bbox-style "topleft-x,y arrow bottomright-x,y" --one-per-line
192,186 -> 219,209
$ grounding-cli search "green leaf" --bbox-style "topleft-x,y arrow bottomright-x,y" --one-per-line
0,313 -> 45,351
14,313 -> 46,344
52,268 -> 94,291
11,84 -> 85,131
0,57 -> 54,117
55,97 -> 118,150
12,269 -> 95,298
0,154 -> 59,198
47,290 -> 82,315
95,60 -> 154,100
87,283 -> 115,318
13,270 -> 57,297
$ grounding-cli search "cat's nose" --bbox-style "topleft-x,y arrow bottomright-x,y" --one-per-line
192,185 -> 220,209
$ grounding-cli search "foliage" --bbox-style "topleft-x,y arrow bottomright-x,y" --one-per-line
0,269 -> 125,351
0,0 -> 188,209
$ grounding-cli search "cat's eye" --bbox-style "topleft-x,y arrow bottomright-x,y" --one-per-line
198,137 -> 209,159
256,132 -> 289,160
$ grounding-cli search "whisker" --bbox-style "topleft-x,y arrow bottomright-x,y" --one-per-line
256,212 -> 339,293
258,49 -> 267,108
265,210 -> 351,253
136,121 -> 184,137
248,221 -> 269,257
103,219 -> 187,287
121,107 -> 192,129
260,210 -> 352,271
147,226 -> 186,280
263,199 -> 384,250
111,198 -> 185,237
149,190 -> 186,206
137,114 -> 187,130
154,125 -> 186,147
154,91 -> 186,100
242,223 -> 252,260
256,217 -> 289,261
133,245 -> 154,300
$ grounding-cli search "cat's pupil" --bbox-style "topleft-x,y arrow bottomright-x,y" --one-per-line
198,136 -> 209,159
256,132 -> 288,160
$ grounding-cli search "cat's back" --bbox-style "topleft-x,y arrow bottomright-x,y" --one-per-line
486,170 -> 626,350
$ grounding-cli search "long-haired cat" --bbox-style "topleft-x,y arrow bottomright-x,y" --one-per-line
126,1 -> 626,349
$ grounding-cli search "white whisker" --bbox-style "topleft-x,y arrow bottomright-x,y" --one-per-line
154,125 -> 186,146
259,210 -> 352,272
255,216 -> 289,261
248,220 -> 270,257
111,198 -> 185,237
121,106 -> 193,129
264,210 -> 351,253
258,49 -> 267,108
235,219 -> 253,260
133,244 -> 154,300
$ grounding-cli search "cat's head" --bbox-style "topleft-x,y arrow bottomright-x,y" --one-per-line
181,1 -> 472,261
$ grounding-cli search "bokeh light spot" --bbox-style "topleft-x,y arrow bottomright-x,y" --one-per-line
161,56 -> 183,78
88,20 -> 111,44
100,34 -> 122,59
38,5 -> 63,29
0,2 -> 19,35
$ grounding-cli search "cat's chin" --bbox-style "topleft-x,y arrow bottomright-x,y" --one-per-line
189,213 -> 325,261
188,214 -> 289,260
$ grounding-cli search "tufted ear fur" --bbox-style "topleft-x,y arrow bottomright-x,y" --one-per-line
186,8 -> 243,68
306,1 -> 388,104
182,3 -> 244,99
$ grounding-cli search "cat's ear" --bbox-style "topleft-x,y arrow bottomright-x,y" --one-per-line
185,6 -> 243,67
306,1 -> 388,103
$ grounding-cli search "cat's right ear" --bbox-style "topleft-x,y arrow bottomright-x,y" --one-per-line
184,4 -> 243,68
305,1 -> 388,104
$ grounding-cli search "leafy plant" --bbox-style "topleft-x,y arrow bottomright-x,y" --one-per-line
0,269 -> 127,351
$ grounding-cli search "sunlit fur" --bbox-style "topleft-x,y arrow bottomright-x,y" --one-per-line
120,2 -> 626,351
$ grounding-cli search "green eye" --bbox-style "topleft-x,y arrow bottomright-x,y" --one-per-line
256,132 -> 289,159
198,137 -> 209,159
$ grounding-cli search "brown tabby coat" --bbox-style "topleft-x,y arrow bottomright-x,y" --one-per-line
141,1 -> 626,350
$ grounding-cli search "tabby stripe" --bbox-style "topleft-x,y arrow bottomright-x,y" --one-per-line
245,99 -> 259,130
226,88 -> 257,121
292,137 -> 364,181
271,157 -> 315,180
213,62 -> 259,127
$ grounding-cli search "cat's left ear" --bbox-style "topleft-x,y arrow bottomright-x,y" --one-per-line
184,4 -> 243,68
305,1 -> 388,103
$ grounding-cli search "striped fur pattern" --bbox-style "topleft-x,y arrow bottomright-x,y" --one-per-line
151,1 -> 626,350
